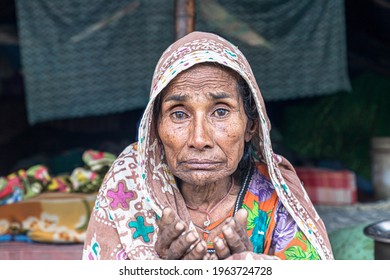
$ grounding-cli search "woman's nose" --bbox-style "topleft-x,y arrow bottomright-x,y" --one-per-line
188,116 -> 213,150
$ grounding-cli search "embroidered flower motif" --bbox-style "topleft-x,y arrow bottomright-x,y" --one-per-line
129,216 -> 154,243
107,181 -> 136,210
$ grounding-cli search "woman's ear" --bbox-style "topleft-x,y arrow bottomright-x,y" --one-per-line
245,118 -> 258,142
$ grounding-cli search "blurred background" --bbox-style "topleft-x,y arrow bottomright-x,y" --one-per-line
0,0 -> 390,199
1,0 -> 389,199
0,0 -> 389,259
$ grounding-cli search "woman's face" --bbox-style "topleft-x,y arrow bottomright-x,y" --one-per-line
157,64 -> 254,186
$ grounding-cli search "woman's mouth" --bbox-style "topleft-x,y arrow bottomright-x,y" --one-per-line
179,160 -> 223,170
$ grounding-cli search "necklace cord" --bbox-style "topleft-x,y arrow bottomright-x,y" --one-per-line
186,177 -> 235,227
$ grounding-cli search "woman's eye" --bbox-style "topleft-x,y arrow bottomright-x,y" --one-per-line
171,111 -> 188,120
213,108 -> 228,118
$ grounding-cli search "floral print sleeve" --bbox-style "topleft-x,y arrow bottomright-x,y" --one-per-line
242,163 -> 321,260
269,204 -> 320,260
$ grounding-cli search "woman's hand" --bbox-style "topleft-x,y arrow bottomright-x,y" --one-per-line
155,207 -> 208,260
212,208 -> 254,259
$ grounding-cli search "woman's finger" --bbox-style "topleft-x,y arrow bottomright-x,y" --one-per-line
236,209 -> 253,250
183,240 -> 207,260
234,208 -> 249,232
221,223 -> 247,254
228,209 -> 253,250
213,236 -> 230,259
167,230 -> 200,259
155,207 -> 186,258
219,209 -> 253,255
157,207 -> 177,228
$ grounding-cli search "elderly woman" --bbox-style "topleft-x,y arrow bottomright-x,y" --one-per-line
82,31 -> 333,260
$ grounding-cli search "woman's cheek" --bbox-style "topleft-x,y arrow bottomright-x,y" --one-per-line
160,122 -> 188,156
215,119 -> 247,142
215,120 -> 247,160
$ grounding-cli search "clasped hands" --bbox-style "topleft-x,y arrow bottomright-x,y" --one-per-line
155,207 -> 253,260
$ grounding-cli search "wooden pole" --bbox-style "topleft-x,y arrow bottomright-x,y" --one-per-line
174,0 -> 195,40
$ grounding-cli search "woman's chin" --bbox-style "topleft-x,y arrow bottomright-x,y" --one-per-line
176,171 -> 229,187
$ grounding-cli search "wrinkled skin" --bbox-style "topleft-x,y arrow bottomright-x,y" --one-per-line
157,64 -> 253,187
155,64 -> 259,259
155,207 -> 255,260
155,207 -> 209,260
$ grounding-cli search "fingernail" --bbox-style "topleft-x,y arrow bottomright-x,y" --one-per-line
196,242 -> 204,252
163,207 -> 171,215
186,232 -> 197,242
215,238 -> 223,248
224,226 -> 233,236
175,222 -> 184,231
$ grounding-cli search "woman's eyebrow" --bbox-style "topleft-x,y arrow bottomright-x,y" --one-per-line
163,91 -> 232,103
209,92 -> 232,100
163,93 -> 187,102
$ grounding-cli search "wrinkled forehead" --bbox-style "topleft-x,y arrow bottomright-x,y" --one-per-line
162,62 -> 241,92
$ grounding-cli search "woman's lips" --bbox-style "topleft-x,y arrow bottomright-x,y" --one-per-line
179,160 -> 223,169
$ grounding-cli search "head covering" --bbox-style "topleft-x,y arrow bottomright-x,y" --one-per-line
135,31 -> 333,259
